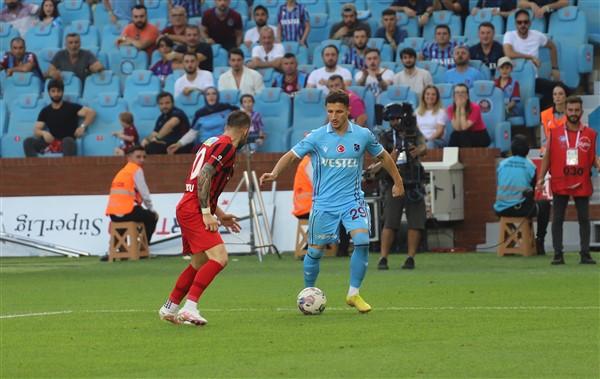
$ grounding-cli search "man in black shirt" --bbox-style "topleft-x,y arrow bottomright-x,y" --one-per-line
329,3 -> 371,47
142,92 -> 192,155
469,22 -> 504,77
23,80 -> 96,157
173,25 -> 213,72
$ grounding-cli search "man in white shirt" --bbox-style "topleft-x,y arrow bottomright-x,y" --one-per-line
354,48 -> 394,99
218,48 -> 265,96
306,45 -> 352,95
247,27 -> 285,71
244,5 -> 279,47
393,47 -> 433,97
174,52 -> 215,98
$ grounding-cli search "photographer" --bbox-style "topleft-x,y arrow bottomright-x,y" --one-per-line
368,103 -> 427,270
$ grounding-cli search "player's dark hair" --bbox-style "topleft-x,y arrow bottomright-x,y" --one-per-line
157,91 -> 174,103
382,8 -> 395,17
479,21 -> 495,31
511,134 -> 529,157
325,90 -> 349,108
435,24 -> 451,35
126,145 -> 145,155
227,110 -> 251,129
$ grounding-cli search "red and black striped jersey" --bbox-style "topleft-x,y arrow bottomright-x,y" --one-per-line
177,135 -> 237,214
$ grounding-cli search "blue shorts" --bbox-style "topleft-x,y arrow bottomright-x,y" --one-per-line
308,200 -> 371,246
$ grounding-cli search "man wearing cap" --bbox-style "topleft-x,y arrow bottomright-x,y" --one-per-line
329,4 -> 371,47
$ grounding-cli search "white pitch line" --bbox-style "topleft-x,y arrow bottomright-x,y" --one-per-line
0,311 -> 72,319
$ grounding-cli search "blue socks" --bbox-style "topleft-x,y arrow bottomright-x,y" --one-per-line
303,247 -> 323,287
349,233 -> 370,289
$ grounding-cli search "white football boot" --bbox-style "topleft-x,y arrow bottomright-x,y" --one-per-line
177,308 -> 208,326
158,306 -> 179,324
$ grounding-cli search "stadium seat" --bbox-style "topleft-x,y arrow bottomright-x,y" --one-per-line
298,0 -> 327,14
164,69 -> 185,94
188,17 -> 203,29
64,20 -> 99,51
81,133 -> 119,156
506,9 -> 545,33
347,86 -> 375,129
93,2 -> 111,27
0,99 -> 8,136
435,83 -> 454,108
144,0 -> 169,20
219,89 -> 241,105
469,80 -> 510,152
292,88 -> 326,133
464,8 -> 504,43
368,0 -> 394,22
396,11 -> 420,38
229,0 -> 249,20
587,106 -> 600,156
108,46 -> 149,80
377,85 -> 418,108
396,37 -> 425,60
211,66 -> 229,84
298,64 -> 316,75
25,23 -> 61,51
468,59 -> 491,80
254,87 -> 292,152
86,92 -> 127,133
123,70 -> 161,106
417,61 -> 447,84
175,91 -> 205,122
37,48 -> 59,75
578,0 -> 600,44
129,92 -> 163,138
257,68 -> 275,87
1,94 -> 44,157
212,44 -> 229,67
43,71 -> 82,99
312,40 -> 348,67
0,22 -> 20,51
58,0 -> 91,25
281,41 -> 309,65
150,18 -> 168,32
83,70 -> 120,101
379,60 -> 397,72
3,72 -> 42,106
307,13 -> 332,53
422,11 -> 463,42
366,38 -> 394,62
100,23 -> 126,53
507,59 -> 540,128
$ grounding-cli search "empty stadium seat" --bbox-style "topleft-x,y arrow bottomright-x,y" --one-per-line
175,91 -> 205,122
164,69 -> 185,94
298,64 -> 316,75
282,41 -> 309,65
212,44 -> 230,67
129,92 -> 162,138
347,86 -> 375,129
100,23 -> 125,53
0,23 -> 19,51
292,88 -> 326,134
470,80 -> 510,152
83,70 -> 120,101
86,92 -> 127,133
0,99 -> 7,137
396,11 -> 420,38
579,0 -> 600,44
377,85 -> 418,108
298,0 -> 327,14
123,70 -> 161,105
43,71 -> 82,99
396,37 -> 425,60
58,0 -> 91,25
254,87 -> 292,152
307,13 -> 332,51
25,23 -> 61,51
108,46 -> 149,79
3,72 -> 42,105
257,68 -> 275,87
92,2 -> 111,27
506,9 -> 546,33
220,89 -> 241,105
366,38 -> 394,62
1,94 -> 44,157
435,83 -> 454,108
422,11 -> 463,42
81,133 -> 119,156
587,106 -> 600,156
417,61 -> 447,84
144,0 -> 169,20
468,59 -> 491,80
507,59 -> 540,128
64,20 -> 100,51
464,8 -> 504,43
37,48 -> 59,75
150,18 -> 168,32
379,61 -> 397,72
368,0 -> 394,23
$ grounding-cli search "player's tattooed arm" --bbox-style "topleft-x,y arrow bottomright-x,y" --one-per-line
197,163 -> 216,210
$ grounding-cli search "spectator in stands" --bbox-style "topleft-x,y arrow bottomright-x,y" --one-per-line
503,9 -> 561,110
355,48 -> 394,99
103,0 -> 136,23
47,33 -> 104,84
469,22 -> 504,77
390,0 -> 435,26
343,26 -> 369,70
36,0 -> 62,28
245,5 -> 279,47
150,36 -> 175,86
240,94 -> 266,149
174,52 -> 214,98
161,5 -> 188,45
271,53 -> 308,95
143,92 -> 192,155
23,80 -> 96,157
0,0 -> 38,37
116,5 -> 160,56
277,0 -> 310,47
201,0 -> 243,51
247,27 -> 285,71
375,9 -> 408,53
0,37 -> 42,78
447,83 -> 490,147
307,45 -> 352,95
169,0 -> 202,18
174,25 -> 213,72
326,75 -> 367,127
432,0 -> 469,20
421,24 -> 461,69
112,112 -> 140,156
168,87 -> 239,153
416,85 -> 447,149
537,96 -> 599,265
330,4 -> 371,47
394,47 -> 433,97
518,0 -> 568,20
541,83 -> 569,146
494,57 -> 522,118
471,0 -> 517,17
218,48 -> 265,96
493,135 -> 537,217
444,46 -> 484,87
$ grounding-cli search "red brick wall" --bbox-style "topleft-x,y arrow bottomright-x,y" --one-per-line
1,150 -> 598,249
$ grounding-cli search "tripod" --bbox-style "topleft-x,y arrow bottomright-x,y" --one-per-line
224,145 -> 280,261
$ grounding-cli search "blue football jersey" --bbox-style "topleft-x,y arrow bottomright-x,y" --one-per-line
291,122 -> 384,211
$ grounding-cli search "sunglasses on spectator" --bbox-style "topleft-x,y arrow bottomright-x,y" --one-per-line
516,20 -> 530,25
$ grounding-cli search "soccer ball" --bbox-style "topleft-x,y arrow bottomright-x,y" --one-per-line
297,287 -> 327,315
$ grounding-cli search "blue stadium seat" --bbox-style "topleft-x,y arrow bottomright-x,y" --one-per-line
64,20 -> 99,51
25,23 -> 61,51
470,80 -> 510,152
37,48 -> 59,75
292,88 -> 326,132
368,0 -> 394,21
298,0 -> 327,14
81,133 -> 119,156
212,66 -> 229,84
396,11 -> 420,38
58,0 -> 91,25
86,92 -> 127,133
239,43 -> 253,62
175,91 -> 205,122
108,46 -> 149,79
3,72 -> 42,106
379,60 -> 397,72
579,0 -> 600,44
123,69 -> 161,105
95,50 -> 109,70
347,85 -> 376,129
282,41 -> 309,65
0,22 -> 20,51
100,23 -> 127,53
506,9 -> 545,33
298,64 -> 315,75
396,37 -> 425,60
212,44 -> 229,67
257,68 -> 275,87
435,83 -> 454,108
219,89 -> 241,105
1,133 -> 27,157
469,59 -> 491,80
150,18 -> 168,32
307,13 -> 332,53
254,87 -> 292,152
188,17 -> 203,29
417,60 -> 447,84
588,106 -> 600,156
464,8 -> 504,43
422,11 -> 463,42
229,0 -> 249,19
366,38 -> 394,62
43,71 -> 82,99
144,0 -> 169,20
129,92 -> 162,138
164,69 -> 185,94
0,99 -> 7,137
93,2 -> 111,27
507,59 -> 540,128
377,85 -> 418,108
312,40 -> 348,67
83,70 -> 120,101
4,95 -> 44,153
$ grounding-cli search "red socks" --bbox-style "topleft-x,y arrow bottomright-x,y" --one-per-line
169,264 -> 198,304
186,260 -> 224,302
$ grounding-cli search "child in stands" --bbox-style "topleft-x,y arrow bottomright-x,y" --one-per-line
113,112 -> 140,156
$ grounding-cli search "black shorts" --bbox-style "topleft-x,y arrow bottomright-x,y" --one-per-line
383,187 -> 426,230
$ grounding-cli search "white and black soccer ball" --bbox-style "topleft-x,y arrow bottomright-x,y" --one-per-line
297,287 -> 327,315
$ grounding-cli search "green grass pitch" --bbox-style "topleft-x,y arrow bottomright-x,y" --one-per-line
1,252 -> 598,378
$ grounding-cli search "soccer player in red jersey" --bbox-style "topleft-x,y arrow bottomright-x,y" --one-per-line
159,110 -> 251,326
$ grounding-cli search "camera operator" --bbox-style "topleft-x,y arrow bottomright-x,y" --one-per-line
368,102 -> 427,270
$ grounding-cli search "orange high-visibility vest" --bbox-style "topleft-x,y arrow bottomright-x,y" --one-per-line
105,162 -> 141,215
292,156 -> 313,217
541,107 -> 565,145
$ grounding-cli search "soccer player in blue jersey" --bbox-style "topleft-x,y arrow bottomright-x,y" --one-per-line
260,91 -> 404,313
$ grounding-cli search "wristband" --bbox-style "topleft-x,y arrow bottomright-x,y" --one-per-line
201,207 -> 211,215
552,66 -> 559,70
